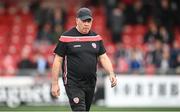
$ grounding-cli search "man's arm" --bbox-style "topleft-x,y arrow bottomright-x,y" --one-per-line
51,54 -> 63,97
99,53 -> 117,87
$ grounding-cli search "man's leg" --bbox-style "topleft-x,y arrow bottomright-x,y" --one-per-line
65,85 -> 86,111
85,87 -> 95,111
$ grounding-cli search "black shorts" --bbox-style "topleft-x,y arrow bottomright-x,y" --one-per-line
65,84 -> 95,111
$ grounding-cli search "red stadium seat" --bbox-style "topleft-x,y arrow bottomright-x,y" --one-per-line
2,54 -> 17,76
145,64 -> 156,75
8,44 -> 21,56
45,45 -> 56,65
133,25 -> 147,35
0,15 -> 13,26
65,17 -> 75,30
0,59 -> 5,76
24,34 -> 36,44
92,15 -> 106,35
25,23 -> 37,35
175,33 -> 180,45
116,57 -> 129,73
123,43 -> 132,49
132,34 -> 144,45
123,25 -> 134,35
10,34 -> 23,44
105,42 -> 116,56
122,34 -> 132,45
11,24 -> 23,35
0,25 -> 9,36
21,14 -> 33,23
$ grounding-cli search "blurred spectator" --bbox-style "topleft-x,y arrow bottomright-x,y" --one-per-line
155,0 -> 173,29
36,22 -> 55,44
17,45 -> 35,76
159,26 -> 174,45
30,0 -> 40,15
34,52 -> 49,76
146,40 -> 163,69
171,0 -> 180,26
114,43 -> 129,73
33,1 -> 54,29
144,19 -> 160,53
159,44 -> 170,74
87,0 -> 101,7
51,7 -> 67,44
110,2 -> 125,43
124,0 -> 148,24
51,24 -> 62,43
52,7 -> 66,30
176,54 -> 180,74
17,46 -> 34,69
114,43 -> 128,58
104,0 -> 117,28
0,2 -> 5,17
170,40 -> 180,70
144,19 -> 159,44
33,1 -> 67,44
129,47 -> 144,74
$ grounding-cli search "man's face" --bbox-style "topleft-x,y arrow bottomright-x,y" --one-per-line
76,18 -> 93,34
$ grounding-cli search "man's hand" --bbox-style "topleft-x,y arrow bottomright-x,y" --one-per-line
109,74 -> 117,88
51,82 -> 60,97
99,54 -> 117,88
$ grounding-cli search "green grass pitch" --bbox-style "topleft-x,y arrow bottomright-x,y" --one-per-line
1,105 -> 180,112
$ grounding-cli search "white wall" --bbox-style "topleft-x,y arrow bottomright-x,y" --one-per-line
105,75 -> 180,107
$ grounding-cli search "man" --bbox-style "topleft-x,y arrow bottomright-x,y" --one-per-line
51,7 -> 117,111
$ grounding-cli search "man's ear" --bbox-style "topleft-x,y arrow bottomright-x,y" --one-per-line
76,18 -> 78,25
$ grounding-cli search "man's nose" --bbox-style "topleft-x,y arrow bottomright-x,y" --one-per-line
84,22 -> 89,25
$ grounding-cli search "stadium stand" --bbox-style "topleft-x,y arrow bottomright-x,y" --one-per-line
0,0 -> 179,76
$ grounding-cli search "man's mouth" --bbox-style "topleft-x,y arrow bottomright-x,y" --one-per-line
83,28 -> 89,30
